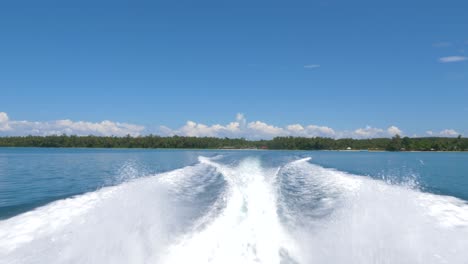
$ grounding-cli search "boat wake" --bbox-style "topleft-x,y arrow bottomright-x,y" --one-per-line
1,156 -> 468,263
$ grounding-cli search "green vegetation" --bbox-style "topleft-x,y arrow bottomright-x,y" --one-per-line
0,134 -> 467,151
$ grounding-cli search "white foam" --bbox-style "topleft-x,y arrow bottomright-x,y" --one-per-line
0,163 -> 213,263
1,156 -> 468,264
161,158 -> 299,264
280,158 -> 468,264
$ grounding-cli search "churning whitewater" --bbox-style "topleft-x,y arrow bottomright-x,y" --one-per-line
1,156 -> 468,263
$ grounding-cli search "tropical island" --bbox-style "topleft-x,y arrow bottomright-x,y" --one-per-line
0,135 -> 466,151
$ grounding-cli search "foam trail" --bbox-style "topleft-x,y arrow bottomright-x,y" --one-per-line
161,157 -> 299,264
1,155 -> 468,264
0,162 -> 222,263
277,158 -> 468,264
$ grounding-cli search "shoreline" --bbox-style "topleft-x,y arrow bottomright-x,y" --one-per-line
0,146 -> 467,152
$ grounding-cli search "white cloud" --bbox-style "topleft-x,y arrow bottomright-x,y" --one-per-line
0,112 -> 8,123
0,112 -> 144,136
158,125 -> 177,136
0,112 -> 11,131
286,124 -> 334,137
439,56 -> 468,63
304,64 -> 320,69
247,121 -> 285,137
158,114 -> 339,139
439,129 -> 459,137
0,112 -> 464,139
159,119 -> 244,138
157,116 -> 464,139
160,115 -> 393,139
303,125 -> 335,137
176,121 -> 237,137
348,125 -> 402,138
286,124 -> 304,133
387,126 -> 402,136
353,126 -> 384,138
426,129 -> 460,137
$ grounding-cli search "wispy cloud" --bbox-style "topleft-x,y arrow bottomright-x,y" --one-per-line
439,56 -> 468,63
304,64 -> 320,69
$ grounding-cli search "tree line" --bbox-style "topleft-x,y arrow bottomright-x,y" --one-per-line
0,134 -> 467,151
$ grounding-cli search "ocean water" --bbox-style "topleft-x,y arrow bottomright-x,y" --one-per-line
0,148 -> 467,263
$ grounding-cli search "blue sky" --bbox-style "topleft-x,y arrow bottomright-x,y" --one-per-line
1,0 -> 467,138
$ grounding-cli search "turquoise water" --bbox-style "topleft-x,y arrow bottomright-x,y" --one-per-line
0,148 -> 467,263
0,148 -> 203,219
